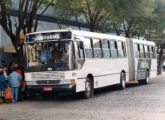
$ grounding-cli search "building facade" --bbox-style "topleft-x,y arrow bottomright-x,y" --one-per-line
0,2 -> 89,65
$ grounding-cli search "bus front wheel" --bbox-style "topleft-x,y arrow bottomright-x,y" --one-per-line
83,78 -> 94,99
119,72 -> 126,90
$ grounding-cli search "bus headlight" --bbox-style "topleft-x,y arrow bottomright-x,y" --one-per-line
26,81 -> 37,85
60,79 -> 75,84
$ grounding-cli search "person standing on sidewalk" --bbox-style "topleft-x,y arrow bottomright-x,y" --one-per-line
8,68 -> 22,102
2,65 -> 8,82
0,69 -> 7,103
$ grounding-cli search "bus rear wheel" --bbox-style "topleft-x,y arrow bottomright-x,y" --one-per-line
119,72 -> 126,90
139,71 -> 149,85
83,78 -> 94,99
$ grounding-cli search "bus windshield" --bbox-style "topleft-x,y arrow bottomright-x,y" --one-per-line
25,40 -> 73,71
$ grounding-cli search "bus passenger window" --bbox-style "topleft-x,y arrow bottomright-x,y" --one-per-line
83,38 -> 93,58
117,41 -> 124,58
135,44 -> 140,58
74,42 -> 80,59
78,43 -> 84,59
140,45 -> 145,58
110,40 -> 118,58
145,45 -> 150,58
150,46 -> 155,58
102,40 -> 110,58
93,38 -> 102,58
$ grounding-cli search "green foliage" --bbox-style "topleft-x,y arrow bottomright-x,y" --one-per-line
108,0 -> 155,37
55,0 -> 112,31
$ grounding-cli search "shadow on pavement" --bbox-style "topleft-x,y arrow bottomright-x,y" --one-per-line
23,82 -> 149,101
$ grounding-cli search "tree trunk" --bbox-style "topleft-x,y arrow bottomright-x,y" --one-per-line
17,48 -> 24,66
158,42 -> 165,74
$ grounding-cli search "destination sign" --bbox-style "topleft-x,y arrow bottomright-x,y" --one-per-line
25,32 -> 72,42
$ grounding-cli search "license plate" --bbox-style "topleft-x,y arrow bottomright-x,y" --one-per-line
43,87 -> 52,91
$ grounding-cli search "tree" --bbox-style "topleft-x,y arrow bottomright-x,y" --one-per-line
109,0 -> 154,37
143,0 -> 165,74
0,0 -> 54,64
55,0 -> 112,32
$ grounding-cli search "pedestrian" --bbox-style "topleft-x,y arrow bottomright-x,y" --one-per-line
8,68 -> 22,102
1,60 -> 6,67
8,62 -> 15,75
14,64 -> 18,69
2,65 -> 8,82
16,66 -> 24,100
0,69 -> 7,103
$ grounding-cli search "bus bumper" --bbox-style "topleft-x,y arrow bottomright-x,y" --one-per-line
26,84 -> 76,94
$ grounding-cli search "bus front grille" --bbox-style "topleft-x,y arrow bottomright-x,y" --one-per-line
36,80 -> 60,85
31,72 -> 65,80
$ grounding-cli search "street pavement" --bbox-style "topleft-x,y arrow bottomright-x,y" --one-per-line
1,75 -> 165,120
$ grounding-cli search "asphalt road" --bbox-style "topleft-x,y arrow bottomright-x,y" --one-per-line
0,75 -> 165,120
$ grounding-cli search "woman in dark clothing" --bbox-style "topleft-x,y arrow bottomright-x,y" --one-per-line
0,69 -> 7,102
8,62 -> 15,75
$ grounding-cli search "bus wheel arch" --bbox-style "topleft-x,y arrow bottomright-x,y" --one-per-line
83,74 -> 94,99
87,74 -> 94,84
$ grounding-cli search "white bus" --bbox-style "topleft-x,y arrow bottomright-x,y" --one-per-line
24,29 -> 157,98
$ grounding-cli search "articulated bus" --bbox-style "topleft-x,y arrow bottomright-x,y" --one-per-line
24,29 -> 157,98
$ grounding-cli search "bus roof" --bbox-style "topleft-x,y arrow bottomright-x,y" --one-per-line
26,29 -> 155,45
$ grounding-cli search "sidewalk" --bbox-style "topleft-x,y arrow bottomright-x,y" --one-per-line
157,71 -> 165,78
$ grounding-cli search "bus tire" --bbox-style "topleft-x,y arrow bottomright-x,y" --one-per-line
138,71 -> 149,85
143,71 -> 149,85
119,72 -> 126,90
83,77 -> 94,99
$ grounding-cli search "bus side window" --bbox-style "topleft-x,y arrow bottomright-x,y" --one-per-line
144,45 -> 149,58
74,41 -> 85,69
135,44 -> 140,58
74,41 -> 83,58
83,38 -> 93,58
77,42 -> 84,59
150,46 -> 155,58
117,41 -> 124,58
102,39 -> 110,58
74,42 -> 80,59
140,44 -> 145,58
93,38 -> 102,58
110,40 -> 118,58
146,45 -> 150,58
